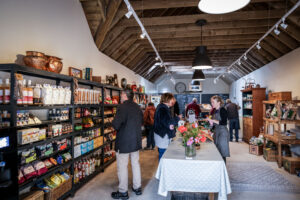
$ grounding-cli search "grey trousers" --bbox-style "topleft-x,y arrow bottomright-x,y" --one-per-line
116,151 -> 141,193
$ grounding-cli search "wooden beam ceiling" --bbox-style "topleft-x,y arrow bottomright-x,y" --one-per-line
80,0 -> 300,82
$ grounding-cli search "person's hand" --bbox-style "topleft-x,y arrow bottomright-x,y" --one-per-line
169,124 -> 174,130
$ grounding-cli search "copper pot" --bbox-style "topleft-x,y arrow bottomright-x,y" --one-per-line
23,55 -> 47,70
46,56 -> 63,73
26,51 -> 45,57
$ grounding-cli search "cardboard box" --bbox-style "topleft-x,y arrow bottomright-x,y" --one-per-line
282,156 -> 300,174
249,144 -> 263,156
268,92 -> 292,101
263,148 -> 277,162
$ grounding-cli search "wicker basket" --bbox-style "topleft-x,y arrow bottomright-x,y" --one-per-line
44,176 -> 72,200
21,190 -> 44,200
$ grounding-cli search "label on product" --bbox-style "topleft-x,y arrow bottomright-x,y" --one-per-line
0,90 -> 3,104
28,91 -> 33,104
4,89 -> 10,103
22,90 -> 28,104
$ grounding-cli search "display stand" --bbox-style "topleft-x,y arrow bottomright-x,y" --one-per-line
241,88 -> 266,143
262,100 -> 300,167
0,64 -> 124,199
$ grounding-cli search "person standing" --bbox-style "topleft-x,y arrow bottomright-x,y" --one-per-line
111,89 -> 143,199
185,98 -> 201,118
154,93 -> 182,160
225,99 -> 240,142
206,95 -> 230,163
143,102 -> 156,150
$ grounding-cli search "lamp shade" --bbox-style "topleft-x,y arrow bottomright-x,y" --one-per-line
198,0 -> 250,14
192,70 -> 205,81
192,46 -> 212,69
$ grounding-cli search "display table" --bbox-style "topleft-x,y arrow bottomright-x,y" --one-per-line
155,138 -> 231,200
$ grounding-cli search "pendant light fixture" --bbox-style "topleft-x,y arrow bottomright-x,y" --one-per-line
192,69 -> 205,81
192,19 -> 212,70
198,0 -> 250,14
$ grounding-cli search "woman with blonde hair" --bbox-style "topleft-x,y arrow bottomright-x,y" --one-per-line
154,93 -> 182,160
206,95 -> 230,163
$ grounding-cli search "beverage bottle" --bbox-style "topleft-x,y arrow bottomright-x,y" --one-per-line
22,80 -> 28,105
27,80 -> 33,105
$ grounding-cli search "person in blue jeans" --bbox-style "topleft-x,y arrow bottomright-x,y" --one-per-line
154,93 -> 182,160
225,99 -> 240,142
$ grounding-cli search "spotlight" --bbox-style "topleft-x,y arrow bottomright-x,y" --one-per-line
159,62 -> 163,67
140,32 -> 146,39
243,55 -> 247,60
213,79 -> 217,84
256,41 -> 261,50
274,25 -> 280,35
222,74 -> 225,77
155,56 -> 159,61
125,10 -> 133,19
238,60 -> 241,65
280,18 -> 288,29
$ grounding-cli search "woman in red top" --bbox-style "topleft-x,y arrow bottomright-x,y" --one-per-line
143,102 -> 156,150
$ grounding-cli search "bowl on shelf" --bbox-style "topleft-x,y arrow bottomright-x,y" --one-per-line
23,55 -> 47,70
46,55 -> 63,73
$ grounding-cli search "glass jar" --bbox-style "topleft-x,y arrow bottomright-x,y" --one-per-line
185,144 -> 196,159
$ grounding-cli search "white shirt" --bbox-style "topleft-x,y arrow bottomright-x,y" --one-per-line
154,133 -> 171,149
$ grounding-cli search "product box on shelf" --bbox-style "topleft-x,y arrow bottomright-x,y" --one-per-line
87,140 -> 94,152
17,128 -> 46,145
282,156 -> 300,174
81,143 -> 88,155
249,144 -> 263,156
74,145 -> 81,158
263,148 -> 277,162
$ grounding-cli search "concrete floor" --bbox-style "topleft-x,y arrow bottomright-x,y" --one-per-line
69,141 -> 300,200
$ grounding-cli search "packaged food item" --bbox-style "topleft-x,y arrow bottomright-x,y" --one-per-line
27,80 -> 33,105
33,84 -> 42,104
62,152 -> 72,162
43,159 -> 53,168
21,164 -> 37,180
33,160 -> 48,175
49,158 -> 57,165
56,155 -> 64,165
42,84 -> 53,105
18,170 -> 26,184
22,79 -> 28,105
20,148 -> 37,165
50,174 -> 62,186
3,78 -> 10,104
44,177 -> 58,189
64,87 -> 71,105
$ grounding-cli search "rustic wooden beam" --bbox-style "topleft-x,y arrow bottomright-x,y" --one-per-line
271,31 -> 298,49
255,48 -> 275,62
132,53 -> 153,71
108,37 -> 137,58
241,60 -> 257,71
119,10 -> 285,27
260,41 -> 282,58
116,43 -> 143,63
94,0 -> 122,49
129,52 -> 150,70
263,35 -> 291,54
245,55 -> 263,69
281,22 -> 300,42
96,0 -> 106,21
249,51 -> 269,65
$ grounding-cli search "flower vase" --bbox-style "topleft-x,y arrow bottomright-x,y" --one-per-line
185,144 -> 196,159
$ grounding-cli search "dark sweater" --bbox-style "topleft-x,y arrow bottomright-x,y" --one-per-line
154,103 -> 179,139
225,103 -> 239,119
219,107 -> 228,126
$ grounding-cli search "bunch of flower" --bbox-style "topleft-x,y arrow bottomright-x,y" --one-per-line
178,122 -> 207,147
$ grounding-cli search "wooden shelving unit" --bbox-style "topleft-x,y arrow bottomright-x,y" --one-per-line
262,100 -> 300,167
241,88 -> 266,143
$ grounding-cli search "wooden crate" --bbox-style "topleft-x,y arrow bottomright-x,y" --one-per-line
249,144 -> 263,155
282,156 -> 300,174
44,176 -> 72,200
21,191 -> 44,200
263,148 -> 277,162
268,92 -> 292,101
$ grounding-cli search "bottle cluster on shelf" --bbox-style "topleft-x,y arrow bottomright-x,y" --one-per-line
75,107 -> 101,119
0,78 -> 11,104
0,110 -> 10,128
242,94 -> 253,101
74,150 -> 101,184
243,102 -> 253,109
74,88 -> 102,105
74,128 -> 101,145
103,144 -> 116,164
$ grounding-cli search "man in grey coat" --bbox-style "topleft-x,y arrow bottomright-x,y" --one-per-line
111,89 -> 143,199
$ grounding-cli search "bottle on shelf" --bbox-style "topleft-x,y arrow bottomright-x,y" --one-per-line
17,80 -> 23,105
3,78 -> 10,104
0,79 -> 3,104
22,79 -> 28,105
27,80 -> 33,105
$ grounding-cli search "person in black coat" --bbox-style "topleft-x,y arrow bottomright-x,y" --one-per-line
111,89 -> 143,199
154,93 -> 182,160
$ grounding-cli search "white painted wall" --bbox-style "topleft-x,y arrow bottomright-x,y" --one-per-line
156,75 -> 230,94
230,47 -> 300,138
0,0 -> 156,93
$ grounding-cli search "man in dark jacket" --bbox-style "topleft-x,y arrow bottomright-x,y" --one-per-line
185,98 -> 201,118
111,89 -> 143,199
225,99 -> 240,142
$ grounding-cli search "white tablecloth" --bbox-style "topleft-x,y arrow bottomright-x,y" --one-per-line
155,138 -> 232,200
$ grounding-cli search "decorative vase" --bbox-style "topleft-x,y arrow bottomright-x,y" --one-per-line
185,144 -> 196,159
